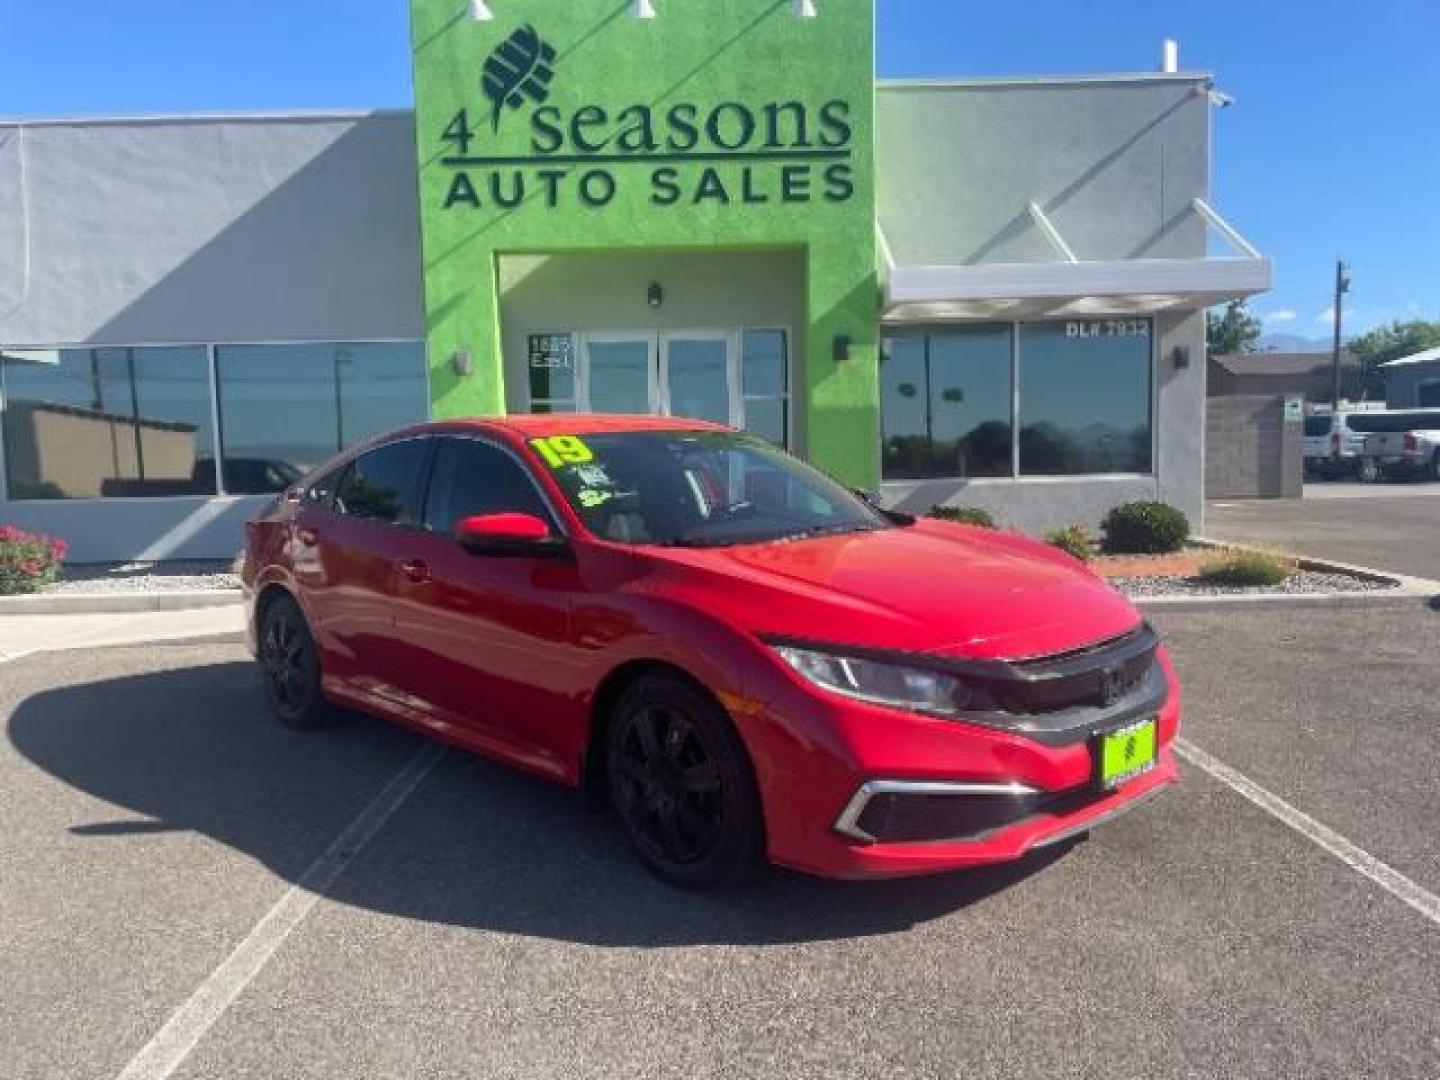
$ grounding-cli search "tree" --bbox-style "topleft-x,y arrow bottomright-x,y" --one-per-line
1347,319 -> 1440,396
1206,300 -> 1262,355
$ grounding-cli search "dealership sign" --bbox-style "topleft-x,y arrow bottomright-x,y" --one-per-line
438,24 -> 855,211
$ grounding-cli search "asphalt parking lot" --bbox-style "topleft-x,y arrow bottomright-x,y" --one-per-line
3,602 -> 1438,1080
1209,480 -> 1440,581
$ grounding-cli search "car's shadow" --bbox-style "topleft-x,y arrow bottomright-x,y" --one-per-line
9,660 -> 1073,947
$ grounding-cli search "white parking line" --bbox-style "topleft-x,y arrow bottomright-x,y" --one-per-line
115,741 -> 447,1080
1175,737 -> 1440,927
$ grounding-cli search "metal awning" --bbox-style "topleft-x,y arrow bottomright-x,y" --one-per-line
880,198 -> 1272,322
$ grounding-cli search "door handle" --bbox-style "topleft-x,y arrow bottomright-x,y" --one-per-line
399,558 -> 431,584
297,527 -> 320,547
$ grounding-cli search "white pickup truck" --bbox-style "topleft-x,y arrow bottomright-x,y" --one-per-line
1357,409 -> 1440,481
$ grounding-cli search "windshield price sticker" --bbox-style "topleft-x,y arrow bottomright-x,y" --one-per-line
573,464 -> 612,486
531,435 -> 594,468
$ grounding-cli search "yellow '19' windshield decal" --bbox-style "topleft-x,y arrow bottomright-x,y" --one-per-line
530,435 -> 594,468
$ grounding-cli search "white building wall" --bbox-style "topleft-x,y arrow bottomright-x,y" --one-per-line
0,113 -> 424,561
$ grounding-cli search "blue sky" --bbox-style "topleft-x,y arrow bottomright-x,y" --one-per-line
4,0 -> 1436,343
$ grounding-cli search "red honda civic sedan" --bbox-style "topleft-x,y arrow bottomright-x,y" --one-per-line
243,415 -> 1179,886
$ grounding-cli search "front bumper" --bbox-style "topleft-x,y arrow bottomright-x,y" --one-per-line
741,646 -> 1182,880
795,754 -> 1178,879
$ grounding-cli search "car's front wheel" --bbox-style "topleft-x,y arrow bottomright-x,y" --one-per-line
259,594 -> 330,730
606,672 -> 763,888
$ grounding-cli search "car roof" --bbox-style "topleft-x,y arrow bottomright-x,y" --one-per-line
426,414 -> 735,438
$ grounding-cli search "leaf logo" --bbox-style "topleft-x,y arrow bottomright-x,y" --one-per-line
481,24 -> 558,131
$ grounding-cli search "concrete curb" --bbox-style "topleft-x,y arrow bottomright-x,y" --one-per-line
0,630 -> 246,665
0,590 -> 243,615
1135,590 -> 1438,612
1131,539 -> 1440,611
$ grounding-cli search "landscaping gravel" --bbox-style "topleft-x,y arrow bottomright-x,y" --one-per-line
1112,569 -> 1394,597
48,561 -> 240,594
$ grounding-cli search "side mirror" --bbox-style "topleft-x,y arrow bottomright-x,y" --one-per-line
455,512 -> 567,558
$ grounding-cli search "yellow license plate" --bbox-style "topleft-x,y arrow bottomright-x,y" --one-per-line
1098,718 -> 1158,789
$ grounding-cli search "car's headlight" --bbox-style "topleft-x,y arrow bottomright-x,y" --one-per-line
771,644 -> 970,716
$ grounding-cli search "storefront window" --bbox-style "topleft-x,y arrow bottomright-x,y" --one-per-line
1,346 -> 214,499
216,342 -> 427,491
882,320 -> 1153,480
1018,321 -> 1152,475
880,335 -> 930,478
527,333 -> 577,413
881,327 -> 1013,479
741,330 -> 788,446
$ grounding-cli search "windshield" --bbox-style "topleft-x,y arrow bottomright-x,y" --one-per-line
526,430 -> 891,547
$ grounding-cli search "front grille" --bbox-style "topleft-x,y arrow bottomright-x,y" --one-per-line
956,623 -> 1167,746
980,625 -> 1158,715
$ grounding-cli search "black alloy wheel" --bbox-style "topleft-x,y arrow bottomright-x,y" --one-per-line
259,595 -> 330,730
606,673 -> 762,888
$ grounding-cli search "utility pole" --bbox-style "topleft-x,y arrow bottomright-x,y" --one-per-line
1331,259 -> 1350,411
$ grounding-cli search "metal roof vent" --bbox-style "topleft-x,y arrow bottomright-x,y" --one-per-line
1161,39 -> 1179,73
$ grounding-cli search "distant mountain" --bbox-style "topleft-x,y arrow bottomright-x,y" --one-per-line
1257,332 -> 1330,353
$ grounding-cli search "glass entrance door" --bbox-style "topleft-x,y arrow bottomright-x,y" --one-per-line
582,334 -> 657,415
660,332 -> 735,426
560,329 -> 787,446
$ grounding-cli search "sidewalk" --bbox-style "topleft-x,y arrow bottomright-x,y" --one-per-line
0,605 -> 245,664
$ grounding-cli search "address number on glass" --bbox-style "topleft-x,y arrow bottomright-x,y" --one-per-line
1066,320 -> 1150,339
528,333 -> 574,371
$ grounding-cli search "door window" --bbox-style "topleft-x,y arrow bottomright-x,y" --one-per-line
586,338 -> 655,414
422,438 -> 554,536
663,335 -> 731,426
334,440 -> 429,525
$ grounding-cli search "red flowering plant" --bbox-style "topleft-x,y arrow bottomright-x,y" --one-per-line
0,525 -> 68,595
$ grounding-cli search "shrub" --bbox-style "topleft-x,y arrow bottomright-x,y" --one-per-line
1045,524 -> 1094,561
1100,501 -> 1190,555
0,525 -> 67,595
9,479 -> 65,500
928,505 -> 996,529
1197,550 -> 1294,588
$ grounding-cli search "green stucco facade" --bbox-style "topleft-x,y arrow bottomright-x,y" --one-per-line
409,0 -> 879,484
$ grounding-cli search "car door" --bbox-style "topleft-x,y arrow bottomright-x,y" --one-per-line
291,438 -> 431,699
388,435 -> 583,779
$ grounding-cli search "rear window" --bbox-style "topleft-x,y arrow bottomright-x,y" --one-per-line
1347,411 -> 1440,434
1304,417 -> 1331,438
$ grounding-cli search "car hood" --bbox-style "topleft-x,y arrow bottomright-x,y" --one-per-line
636,519 -> 1141,660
